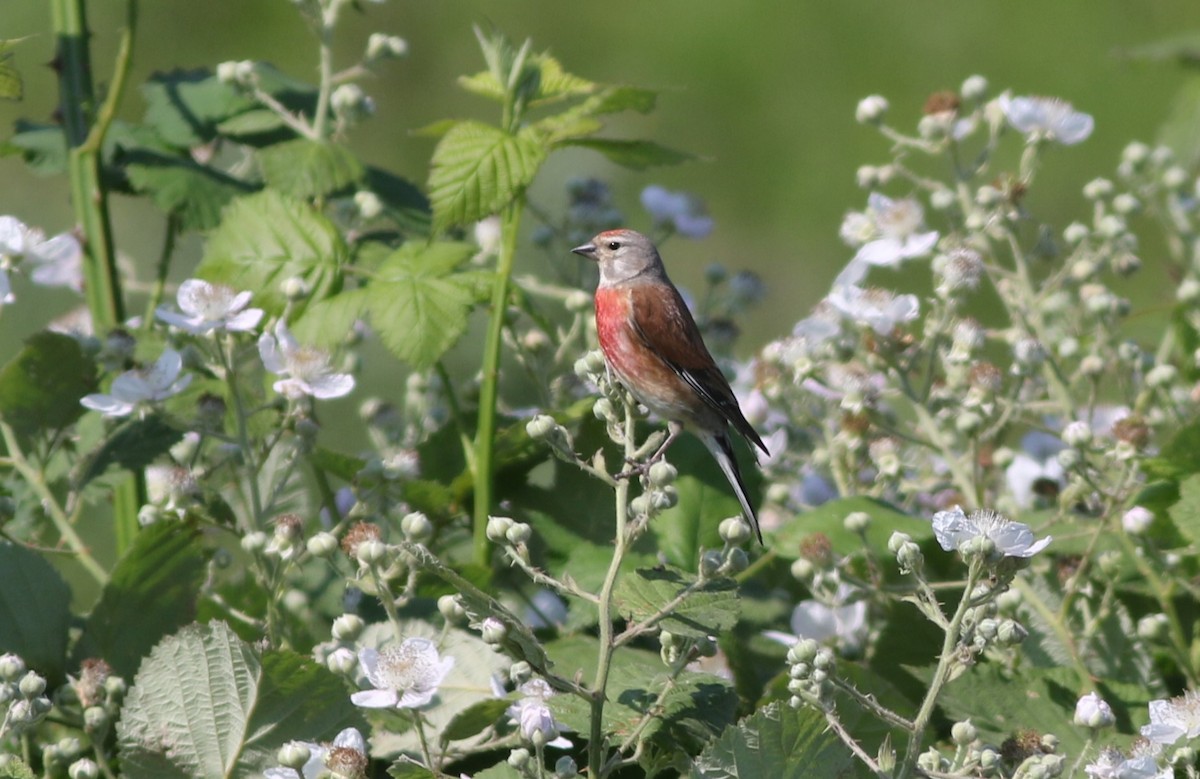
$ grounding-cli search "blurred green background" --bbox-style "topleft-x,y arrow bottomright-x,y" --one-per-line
1,0 -> 1196,358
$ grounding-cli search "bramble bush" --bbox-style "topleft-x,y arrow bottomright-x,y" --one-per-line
1,2 -> 1200,778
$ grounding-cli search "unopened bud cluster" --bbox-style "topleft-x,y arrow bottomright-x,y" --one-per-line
785,639 -> 836,710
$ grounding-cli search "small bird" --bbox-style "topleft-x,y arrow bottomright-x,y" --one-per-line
572,229 -> 769,543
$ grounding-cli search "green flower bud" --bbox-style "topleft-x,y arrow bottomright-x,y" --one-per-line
722,547 -> 749,575
278,742 -> 312,770
719,516 -> 752,545
505,522 -> 533,545
648,461 -> 678,487
19,671 -> 45,699
83,706 -> 110,734
951,719 -> 977,745
508,748 -> 531,769
332,614 -> 365,642
438,594 -> 466,623
355,539 -> 388,566
843,511 -> 871,534
307,531 -> 339,557
486,516 -> 515,542
69,759 -> 100,779
400,511 -> 433,541
699,550 -> 723,578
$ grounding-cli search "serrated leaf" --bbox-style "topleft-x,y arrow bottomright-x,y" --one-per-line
198,190 -> 346,314
563,138 -> 694,170
614,568 -> 739,639
117,622 -> 363,779
0,42 -> 22,101
0,756 -> 35,779
124,150 -> 252,231
73,523 -> 206,678
257,138 -> 364,200
0,121 -> 67,174
0,331 -> 97,438
536,86 -> 658,143
365,242 -> 485,368
546,635 -> 736,759
458,53 -> 595,107
0,543 -> 71,680
692,702 -> 853,778
428,121 -> 546,231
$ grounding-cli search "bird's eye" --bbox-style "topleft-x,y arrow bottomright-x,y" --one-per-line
607,241 -> 620,251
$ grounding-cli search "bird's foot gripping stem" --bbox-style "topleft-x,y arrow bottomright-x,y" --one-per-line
613,423 -> 682,481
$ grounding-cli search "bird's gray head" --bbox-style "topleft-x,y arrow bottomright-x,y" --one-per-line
571,229 -> 665,286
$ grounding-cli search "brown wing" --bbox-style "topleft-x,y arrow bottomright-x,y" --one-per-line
628,283 -> 768,454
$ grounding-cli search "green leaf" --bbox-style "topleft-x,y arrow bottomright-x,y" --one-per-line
0,757 -> 35,779
365,241 -> 487,368
215,108 -> 287,137
257,138 -> 364,200
563,138 -> 694,170
428,121 -> 547,232
198,190 -> 346,314
546,635 -> 736,762
141,69 -> 257,148
364,167 -> 432,235
692,702 -> 854,778
771,496 -> 930,558
0,39 -> 24,101
290,288 -> 369,349
1168,474 -> 1200,547
536,86 -> 658,142
439,697 -> 511,743
0,543 -> 71,680
1144,417 -> 1200,479
73,523 -> 207,679
0,331 -> 97,438
117,621 -> 363,779
123,150 -> 253,231
76,414 -> 185,490
388,763 -> 438,779
0,121 -> 67,174
614,568 -> 739,639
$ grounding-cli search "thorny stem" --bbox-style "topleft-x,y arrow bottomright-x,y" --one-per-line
898,558 -> 984,779
589,396 -> 637,778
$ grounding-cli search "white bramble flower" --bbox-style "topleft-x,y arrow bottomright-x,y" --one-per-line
1122,506 -> 1154,535
640,185 -> 714,239
263,727 -> 367,779
258,320 -> 355,400
351,639 -> 453,710
1142,691 -> 1200,746
998,94 -> 1094,145
1074,691 -> 1115,729
0,215 -> 84,295
931,505 -> 1051,558
155,279 -> 263,335
826,283 -> 919,335
1005,431 -> 1066,510
1084,747 -> 1169,779
764,583 -> 868,652
508,679 -> 572,749
80,349 -> 193,418
855,193 -> 939,267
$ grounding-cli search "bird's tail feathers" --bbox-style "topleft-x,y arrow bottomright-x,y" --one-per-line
702,432 -> 763,544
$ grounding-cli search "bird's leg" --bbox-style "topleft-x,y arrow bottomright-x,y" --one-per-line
614,421 -> 682,480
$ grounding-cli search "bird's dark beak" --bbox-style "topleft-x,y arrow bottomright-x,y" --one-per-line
571,242 -> 597,260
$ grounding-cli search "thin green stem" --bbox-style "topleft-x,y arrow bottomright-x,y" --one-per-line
473,201 -> 524,566
898,558 -> 983,779
0,423 -> 107,584
311,0 -> 340,140
53,0 -> 145,554
588,398 -> 636,778
142,213 -> 180,331
411,710 -> 438,775
371,567 -> 405,643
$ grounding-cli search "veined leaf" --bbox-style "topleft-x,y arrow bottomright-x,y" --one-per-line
198,190 -> 346,314
365,242 -> 488,368
257,138 -> 364,200
614,568 -> 739,639
692,702 -> 853,778
73,523 -> 206,678
124,150 -> 253,231
117,622 -> 363,779
458,52 -> 595,107
428,121 -> 546,232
